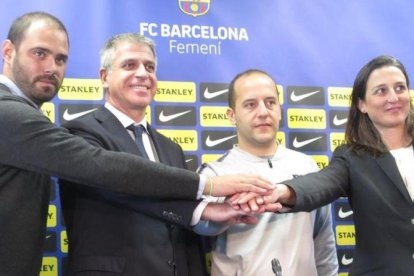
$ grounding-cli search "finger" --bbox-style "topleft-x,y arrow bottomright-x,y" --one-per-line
244,177 -> 274,193
247,198 -> 259,212
231,204 -> 241,211
236,192 -> 261,204
256,196 -> 264,205
240,202 -> 251,212
227,192 -> 247,204
264,202 -> 283,212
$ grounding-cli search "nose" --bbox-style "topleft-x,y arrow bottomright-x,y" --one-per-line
134,64 -> 148,77
257,101 -> 269,117
44,56 -> 58,75
387,89 -> 399,103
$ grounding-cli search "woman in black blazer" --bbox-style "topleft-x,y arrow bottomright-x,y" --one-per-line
245,55 -> 414,276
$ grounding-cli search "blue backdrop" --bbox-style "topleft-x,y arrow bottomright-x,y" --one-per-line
1,1 -> 413,275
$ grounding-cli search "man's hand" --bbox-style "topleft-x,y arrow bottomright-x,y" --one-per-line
201,202 -> 260,225
204,174 -> 274,197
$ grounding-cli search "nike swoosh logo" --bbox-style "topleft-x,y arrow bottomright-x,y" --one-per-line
292,136 -> 322,148
341,254 -> 353,266
63,108 -> 97,121
204,87 -> 229,99
185,159 -> 193,163
290,90 -> 320,102
333,115 -> 348,126
45,234 -> 53,239
205,134 -> 237,147
159,110 -> 192,122
338,207 -> 353,218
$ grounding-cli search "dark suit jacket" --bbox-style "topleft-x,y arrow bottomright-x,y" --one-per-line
0,84 -> 200,275
285,145 -> 414,276
60,106 -> 206,275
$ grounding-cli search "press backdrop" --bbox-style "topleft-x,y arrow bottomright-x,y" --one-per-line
1,1 -> 413,275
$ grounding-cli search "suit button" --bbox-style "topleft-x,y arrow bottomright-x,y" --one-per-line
168,260 -> 176,267
411,218 -> 414,225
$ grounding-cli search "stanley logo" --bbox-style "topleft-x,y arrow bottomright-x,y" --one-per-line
155,81 -> 196,102
61,230 -> 68,253
336,225 -> 356,246
201,154 -> 223,164
155,105 -> 195,126
328,87 -> 352,107
40,256 -> 57,274
330,132 -> 346,152
287,86 -> 324,105
41,102 -> 55,123
310,155 -> 329,169
287,108 -> 326,129
157,129 -> 198,151
289,132 -> 327,152
58,78 -> 103,101
200,106 -> 232,127
47,205 -> 57,228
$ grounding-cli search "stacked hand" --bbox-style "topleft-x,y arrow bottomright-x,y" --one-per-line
201,177 -> 296,226
229,184 -> 296,213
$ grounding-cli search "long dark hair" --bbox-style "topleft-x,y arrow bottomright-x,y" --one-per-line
345,55 -> 414,156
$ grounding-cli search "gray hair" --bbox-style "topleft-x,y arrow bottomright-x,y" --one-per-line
100,33 -> 156,70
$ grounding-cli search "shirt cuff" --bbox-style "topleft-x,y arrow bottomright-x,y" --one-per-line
197,174 -> 207,199
190,200 -> 209,226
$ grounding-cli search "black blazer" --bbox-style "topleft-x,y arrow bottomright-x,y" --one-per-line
285,145 -> 414,276
0,86 -> 200,276
60,107 -> 206,276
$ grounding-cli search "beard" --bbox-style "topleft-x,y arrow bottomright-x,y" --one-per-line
12,55 -> 62,106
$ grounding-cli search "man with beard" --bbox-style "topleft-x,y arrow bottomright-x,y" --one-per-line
0,12 -> 274,275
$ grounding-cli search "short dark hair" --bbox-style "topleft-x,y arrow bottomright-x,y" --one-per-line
346,55 -> 414,156
7,11 -> 68,48
228,69 -> 278,109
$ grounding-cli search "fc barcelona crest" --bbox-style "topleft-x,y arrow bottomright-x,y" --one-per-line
178,0 -> 211,17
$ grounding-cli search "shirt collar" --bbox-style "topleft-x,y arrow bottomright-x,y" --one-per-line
104,102 -> 148,131
0,74 -> 39,109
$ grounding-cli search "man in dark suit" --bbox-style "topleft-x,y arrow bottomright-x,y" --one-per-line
0,12 -> 273,276
59,33 -> 256,275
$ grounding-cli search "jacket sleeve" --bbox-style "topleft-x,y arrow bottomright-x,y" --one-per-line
0,95 -> 199,200
285,145 -> 350,212
59,116 -> 202,229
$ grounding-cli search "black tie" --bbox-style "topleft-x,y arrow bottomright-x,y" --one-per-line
130,124 -> 149,159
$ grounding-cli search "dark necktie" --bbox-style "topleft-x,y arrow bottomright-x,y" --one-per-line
130,124 -> 149,159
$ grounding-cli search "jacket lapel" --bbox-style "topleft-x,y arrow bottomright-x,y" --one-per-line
94,107 -> 142,156
376,152 -> 413,203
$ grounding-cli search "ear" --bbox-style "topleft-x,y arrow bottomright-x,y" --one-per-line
2,39 -> 15,65
357,98 -> 367,113
227,107 -> 236,125
99,68 -> 109,89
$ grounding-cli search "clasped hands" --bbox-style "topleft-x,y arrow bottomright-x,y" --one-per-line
201,174 -> 295,226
